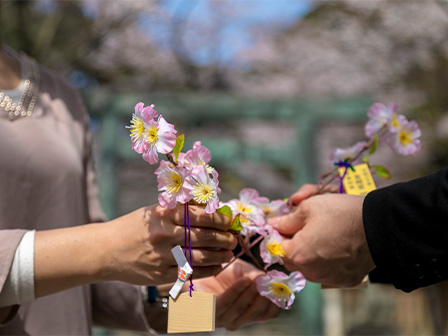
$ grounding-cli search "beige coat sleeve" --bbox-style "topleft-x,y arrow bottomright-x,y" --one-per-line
78,92 -> 107,224
91,282 -> 157,334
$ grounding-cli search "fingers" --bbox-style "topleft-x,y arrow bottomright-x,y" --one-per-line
158,204 -> 231,231
261,301 -> 281,321
188,227 -> 237,249
290,184 -> 318,205
216,277 -> 251,318
191,265 -> 224,279
189,248 -> 233,266
269,206 -> 307,235
231,293 -> 277,329
217,280 -> 276,331
216,277 -> 253,328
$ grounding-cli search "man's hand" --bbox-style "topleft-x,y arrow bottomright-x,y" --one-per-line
271,193 -> 376,288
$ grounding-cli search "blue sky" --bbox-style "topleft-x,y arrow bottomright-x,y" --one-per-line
144,0 -> 312,66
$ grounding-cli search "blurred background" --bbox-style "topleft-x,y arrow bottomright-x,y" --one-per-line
1,0 -> 448,335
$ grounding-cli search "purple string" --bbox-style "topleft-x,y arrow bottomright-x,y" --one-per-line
184,203 -> 194,296
183,203 -> 187,256
335,160 -> 353,194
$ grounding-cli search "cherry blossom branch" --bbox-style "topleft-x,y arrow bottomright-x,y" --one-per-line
315,125 -> 388,195
216,235 -> 265,275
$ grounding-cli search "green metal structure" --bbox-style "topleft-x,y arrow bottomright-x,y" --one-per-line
85,90 -> 372,335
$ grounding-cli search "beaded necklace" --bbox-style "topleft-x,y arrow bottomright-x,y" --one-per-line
0,48 -> 40,120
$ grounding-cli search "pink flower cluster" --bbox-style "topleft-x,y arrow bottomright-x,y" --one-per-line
365,103 -> 421,155
128,102 -> 220,213
330,102 -> 421,169
128,102 -> 177,164
128,102 -> 313,309
223,189 -> 305,309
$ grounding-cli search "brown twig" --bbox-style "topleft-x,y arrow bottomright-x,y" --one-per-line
216,235 -> 265,275
166,153 -> 177,166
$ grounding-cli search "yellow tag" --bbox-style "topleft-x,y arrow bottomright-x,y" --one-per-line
338,163 -> 376,196
167,292 -> 216,333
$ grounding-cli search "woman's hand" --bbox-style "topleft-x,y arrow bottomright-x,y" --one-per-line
194,259 -> 280,331
105,204 -> 236,285
34,204 -> 236,297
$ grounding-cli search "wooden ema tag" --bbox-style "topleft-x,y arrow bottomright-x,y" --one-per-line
167,292 -> 216,333
338,163 -> 376,196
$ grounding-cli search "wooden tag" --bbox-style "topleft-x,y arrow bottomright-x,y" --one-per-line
167,292 -> 216,333
338,163 -> 376,196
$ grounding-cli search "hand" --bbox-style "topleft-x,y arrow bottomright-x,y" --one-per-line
194,259 -> 280,331
34,204 -> 236,297
104,204 -> 236,285
271,193 -> 375,287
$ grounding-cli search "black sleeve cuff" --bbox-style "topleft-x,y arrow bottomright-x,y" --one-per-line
363,168 -> 448,292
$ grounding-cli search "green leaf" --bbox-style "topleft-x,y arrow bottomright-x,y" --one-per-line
369,134 -> 379,156
230,215 -> 243,232
172,134 -> 185,163
216,205 -> 233,222
362,156 -> 370,163
371,165 -> 391,179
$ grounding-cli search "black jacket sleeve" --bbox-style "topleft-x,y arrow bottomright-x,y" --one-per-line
363,168 -> 448,292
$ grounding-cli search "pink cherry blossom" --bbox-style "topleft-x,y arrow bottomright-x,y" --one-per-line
330,141 -> 368,165
259,226 -> 285,267
128,102 -> 158,154
386,118 -> 421,156
256,270 -> 306,310
155,160 -> 192,209
226,188 -> 266,235
142,115 -> 177,164
253,198 -> 289,219
388,113 -> 407,133
135,102 -> 158,121
184,141 -> 212,168
184,165 -> 221,213
365,102 -> 397,139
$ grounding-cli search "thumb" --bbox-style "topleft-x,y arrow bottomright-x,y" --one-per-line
290,184 -> 318,205
269,208 -> 306,235
279,238 -> 304,273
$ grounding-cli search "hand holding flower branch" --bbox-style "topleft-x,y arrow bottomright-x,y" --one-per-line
127,101 -> 421,309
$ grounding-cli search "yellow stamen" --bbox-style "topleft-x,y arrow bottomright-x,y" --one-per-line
236,201 -> 253,214
263,206 -> 273,216
193,182 -> 214,204
146,124 -> 158,145
391,114 -> 401,129
267,240 -> 286,257
399,129 -> 412,146
240,213 -> 252,226
166,172 -> 182,194
129,115 -> 145,140
269,282 -> 292,301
